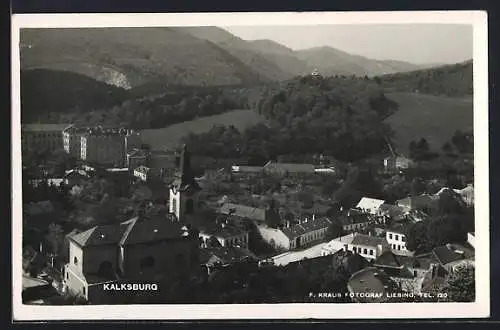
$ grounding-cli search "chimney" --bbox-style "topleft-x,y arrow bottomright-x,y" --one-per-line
312,213 -> 316,221
344,244 -> 348,252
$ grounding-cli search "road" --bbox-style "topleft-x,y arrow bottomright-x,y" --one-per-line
271,242 -> 327,267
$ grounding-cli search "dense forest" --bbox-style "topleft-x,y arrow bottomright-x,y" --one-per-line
183,75 -> 398,164
21,69 -> 130,123
376,60 -> 473,97
21,69 -> 251,128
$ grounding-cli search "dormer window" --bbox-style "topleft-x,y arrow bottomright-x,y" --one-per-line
74,256 -> 78,265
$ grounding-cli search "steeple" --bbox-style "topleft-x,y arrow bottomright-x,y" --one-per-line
176,144 -> 200,191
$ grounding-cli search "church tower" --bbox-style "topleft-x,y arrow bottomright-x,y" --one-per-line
169,144 -> 201,222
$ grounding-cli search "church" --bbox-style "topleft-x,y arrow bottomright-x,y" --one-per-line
63,145 -> 202,303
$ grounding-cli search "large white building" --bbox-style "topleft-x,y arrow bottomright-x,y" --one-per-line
22,124 -> 70,154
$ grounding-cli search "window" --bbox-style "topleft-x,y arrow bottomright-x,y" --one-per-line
82,286 -> 86,295
369,249 -> 374,256
397,245 -> 401,251
392,244 -> 396,249
66,272 -> 69,280
74,257 -> 78,265
402,236 -> 406,242
389,233 -> 393,239
363,248 -> 367,254
172,198 -> 177,212
395,235 -> 399,241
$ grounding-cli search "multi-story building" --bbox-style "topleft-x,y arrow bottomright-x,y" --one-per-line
80,127 -> 136,167
321,233 -> 390,261
64,215 -> 200,303
62,125 -> 88,159
21,124 -> 70,154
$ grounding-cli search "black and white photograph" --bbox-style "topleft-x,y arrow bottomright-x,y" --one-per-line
11,11 -> 489,320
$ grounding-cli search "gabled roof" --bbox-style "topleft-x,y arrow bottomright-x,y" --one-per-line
378,204 -> 409,220
200,247 -> 257,265
397,194 -> 436,208
219,203 -> 266,222
432,245 -> 464,266
351,233 -> 386,248
337,211 -> 370,226
120,216 -> 188,245
374,251 -> 404,268
68,216 -> 188,248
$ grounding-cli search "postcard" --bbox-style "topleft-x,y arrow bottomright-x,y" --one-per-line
11,11 -> 489,320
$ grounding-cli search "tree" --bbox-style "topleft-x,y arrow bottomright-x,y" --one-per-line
417,138 -> 430,152
441,264 -> 475,302
404,221 -> 430,252
442,142 -> 453,154
426,215 -> 467,247
325,222 -> 345,241
45,223 -> 64,256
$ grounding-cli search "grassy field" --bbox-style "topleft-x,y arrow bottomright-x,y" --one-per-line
141,109 -> 265,151
384,92 -> 473,154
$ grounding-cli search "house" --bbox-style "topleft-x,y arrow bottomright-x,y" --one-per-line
63,169 -> 90,187
63,216 -> 200,303
347,267 -> 396,303
256,216 -> 331,251
336,210 -> 372,232
467,232 -> 475,249
377,204 -> 410,222
373,251 -> 443,293
385,222 -> 411,255
321,233 -> 390,261
199,247 -> 258,275
199,223 -> 250,249
397,194 -> 436,211
356,197 -> 386,215
432,243 -> 475,274
133,165 -> 152,182
262,161 -> 315,176
126,148 -> 149,169
383,155 -> 414,172
28,178 -> 64,188
219,203 -> 280,226
281,216 -> 332,249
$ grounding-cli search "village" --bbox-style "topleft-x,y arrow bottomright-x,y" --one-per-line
20,120 -> 475,305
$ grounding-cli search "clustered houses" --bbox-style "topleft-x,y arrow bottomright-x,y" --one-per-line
22,124 -> 70,154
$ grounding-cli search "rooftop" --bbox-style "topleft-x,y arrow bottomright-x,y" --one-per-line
281,217 -> 332,240
356,197 -> 386,213
22,275 -> 50,290
433,243 -> 475,265
22,123 -> 71,132
351,233 -> 387,248
68,216 -> 190,247
263,161 -> 315,173
219,203 -> 267,222
200,247 -> 257,265
347,267 -> 393,303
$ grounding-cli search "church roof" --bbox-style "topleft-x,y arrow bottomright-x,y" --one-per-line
68,216 -> 189,248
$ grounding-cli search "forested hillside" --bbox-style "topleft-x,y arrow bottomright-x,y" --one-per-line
183,75 -> 398,164
376,60 -> 473,97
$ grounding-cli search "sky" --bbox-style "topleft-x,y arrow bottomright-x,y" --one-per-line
223,24 -> 473,65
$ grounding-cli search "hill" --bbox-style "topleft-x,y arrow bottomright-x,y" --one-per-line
384,92 -> 473,154
295,46 -> 422,77
20,27 -> 268,88
174,27 -> 294,81
140,109 -> 265,151
20,69 -> 130,122
376,60 -> 473,97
